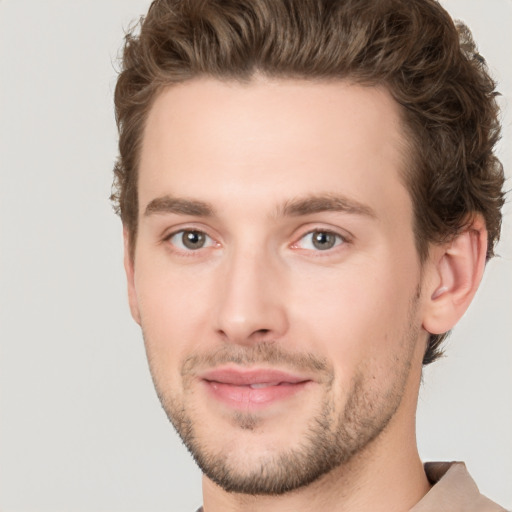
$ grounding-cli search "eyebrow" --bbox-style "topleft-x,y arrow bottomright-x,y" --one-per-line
279,194 -> 376,218
144,196 -> 215,217
143,193 -> 376,219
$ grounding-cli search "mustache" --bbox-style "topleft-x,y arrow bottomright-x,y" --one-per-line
181,342 -> 332,378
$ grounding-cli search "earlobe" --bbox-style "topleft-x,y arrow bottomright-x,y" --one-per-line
123,228 -> 141,325
422,216 -> 487,335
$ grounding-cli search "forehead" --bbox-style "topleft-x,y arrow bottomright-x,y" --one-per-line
139,77 -> 410,221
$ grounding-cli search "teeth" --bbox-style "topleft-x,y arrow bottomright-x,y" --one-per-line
249,382 -> 279,389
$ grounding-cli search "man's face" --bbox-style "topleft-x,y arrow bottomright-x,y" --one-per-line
127,78 -> 430,494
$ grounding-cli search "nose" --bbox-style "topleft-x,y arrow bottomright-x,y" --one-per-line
213,245 -> 289,345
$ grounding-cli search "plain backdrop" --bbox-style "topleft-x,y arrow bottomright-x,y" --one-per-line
0,1 -> 511,510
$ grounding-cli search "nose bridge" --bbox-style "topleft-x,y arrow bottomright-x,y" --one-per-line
214,239 -> 288,343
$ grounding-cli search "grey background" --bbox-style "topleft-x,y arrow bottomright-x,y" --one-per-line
0,1 -> 510,510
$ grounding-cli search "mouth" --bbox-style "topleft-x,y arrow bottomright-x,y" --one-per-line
199,367 -> 313,408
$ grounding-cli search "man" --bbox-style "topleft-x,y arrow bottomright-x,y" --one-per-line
111,0 -> 507,510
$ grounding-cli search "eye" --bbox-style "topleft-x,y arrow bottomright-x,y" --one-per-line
296,230 -> 345,251
167,230 -> 216,251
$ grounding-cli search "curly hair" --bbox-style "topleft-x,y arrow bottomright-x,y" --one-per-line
112,0 -> 505,365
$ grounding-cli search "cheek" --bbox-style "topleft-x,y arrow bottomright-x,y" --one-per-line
134,261 -> 214,369
287,257 -> 417,370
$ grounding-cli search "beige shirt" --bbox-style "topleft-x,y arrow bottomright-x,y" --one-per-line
411,461 -> 507,511
195,462 -> 507,511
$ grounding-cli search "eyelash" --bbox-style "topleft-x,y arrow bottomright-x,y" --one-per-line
291,229 -> 348,252
162,227 -> 350,255
163,229 -> 218,254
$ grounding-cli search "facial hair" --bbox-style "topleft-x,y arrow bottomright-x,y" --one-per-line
144,297 -> 420,496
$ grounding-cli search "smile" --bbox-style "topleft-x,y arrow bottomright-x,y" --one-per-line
200,367 -> 312,408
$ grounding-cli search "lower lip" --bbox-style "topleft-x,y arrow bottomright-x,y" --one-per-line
203,380 -> 310,409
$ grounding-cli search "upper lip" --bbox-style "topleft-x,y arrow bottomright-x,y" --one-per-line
199,367 -> 311,386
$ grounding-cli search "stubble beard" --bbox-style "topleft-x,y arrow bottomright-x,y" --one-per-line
144,301 -> 420,496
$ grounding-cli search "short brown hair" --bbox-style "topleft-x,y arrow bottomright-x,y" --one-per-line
112,0 -> 505,365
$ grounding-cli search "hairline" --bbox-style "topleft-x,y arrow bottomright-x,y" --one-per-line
126,74 -> 426,262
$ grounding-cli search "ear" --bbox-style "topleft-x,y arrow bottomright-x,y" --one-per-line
123,227 -> 141,325
422,215 -> 487,335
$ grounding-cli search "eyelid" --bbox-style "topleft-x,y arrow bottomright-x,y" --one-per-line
161,222 -> 217,241
160,224 -> 351,254
290,226 -> 352,251
162,226 -> 220,253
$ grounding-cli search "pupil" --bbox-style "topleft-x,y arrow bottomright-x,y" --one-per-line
313,231 -> 335,250
183,231 -> 205,249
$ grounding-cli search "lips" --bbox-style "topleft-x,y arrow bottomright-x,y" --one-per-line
200,367 -> 312,408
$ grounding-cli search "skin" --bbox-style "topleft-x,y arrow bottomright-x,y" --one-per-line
124,77 -> 487,511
